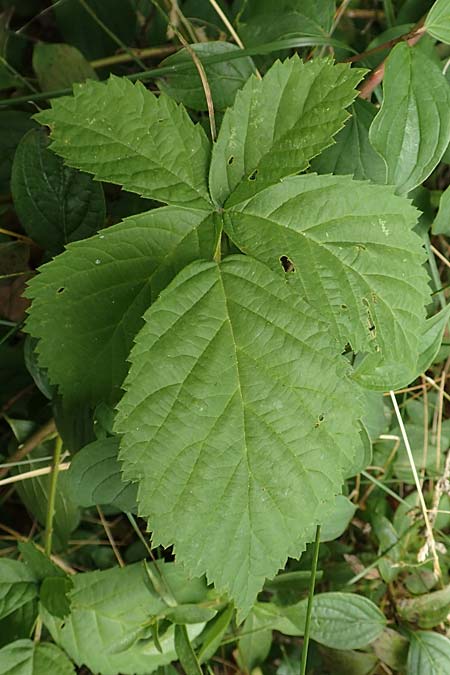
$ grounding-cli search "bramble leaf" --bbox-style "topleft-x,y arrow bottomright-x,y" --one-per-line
25,206 -> 216,406
115,256 -> 363,615
225,174 -> 430,389
209,55 -> 364,207
12,129 -> 105,254
369,43 -> 450,195
35,76 -> 212,209
311,99 -> 386,183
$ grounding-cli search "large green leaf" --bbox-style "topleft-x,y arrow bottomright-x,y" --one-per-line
0,640 -> 75,675
25,206 -> 216,406
208,55 -> 363,207
225,174 -> 430,389
42,562 -> 207,675
35,76 -> 212,209
425,0 -> 450,44
407,630 -> 450,674
369,43 -> 450,195
158,42 -> 255,112
311,99 -> 386,183
0,560 -> 37,621
12,129 -> 105,254
116,255 -> 363,615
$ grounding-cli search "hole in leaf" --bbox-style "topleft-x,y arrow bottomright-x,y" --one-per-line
248,169 -> 258,181
228,155 -> 234,165
280,255 -> 295,273
340,304 -> 348,310
57,287 -> 65,294
315,413 -> 325,428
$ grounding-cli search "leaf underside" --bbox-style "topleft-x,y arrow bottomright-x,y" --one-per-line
115,256 -> 363,615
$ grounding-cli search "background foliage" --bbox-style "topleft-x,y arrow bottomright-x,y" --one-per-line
1,1 -> 450,674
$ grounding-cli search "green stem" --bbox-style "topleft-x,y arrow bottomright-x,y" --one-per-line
44,436 -> 63,556
300,525 -> 321,675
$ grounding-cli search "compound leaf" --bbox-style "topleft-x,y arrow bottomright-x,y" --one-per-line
209,55 -> 364,207
12,129 -> 105,254
225,174 -> 430,390
35,76 -> 212,209
0,640 -> 75,675
369,43 -> 450,195
116,255 -> 363,615
25,206 -> 216,406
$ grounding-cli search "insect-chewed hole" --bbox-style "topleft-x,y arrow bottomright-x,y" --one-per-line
248,169 -> 258,181
279,255 -> 295,273
57,287 -> 65,294
341,304 -> 348,310
228,155 -> 234,165
315,413 -> 325,428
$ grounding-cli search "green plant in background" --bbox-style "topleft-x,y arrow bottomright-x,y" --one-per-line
1,1 -> 450,674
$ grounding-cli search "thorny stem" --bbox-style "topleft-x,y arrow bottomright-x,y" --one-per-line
300,525 -> 321,675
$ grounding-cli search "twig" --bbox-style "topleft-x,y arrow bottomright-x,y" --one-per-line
0,461 -> 70,487
90,45 -> 178,69
97,506 -> 125,567
345,21 -> 426,63
390,391 -> 441,577
358,26 -> 426,99
0,419 -> 57,480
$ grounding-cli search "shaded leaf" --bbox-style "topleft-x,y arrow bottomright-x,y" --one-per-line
432,183 -> 450,235
158,42 -> 254,112
40,576 -> 73,619
311,99 -> 386,183
32,42 -> 98,91
67,437 -> 137,511
174,625 -> 202,675
0,560 -> 37,621
12,129 -> 105,253
398,584 -> 450,628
